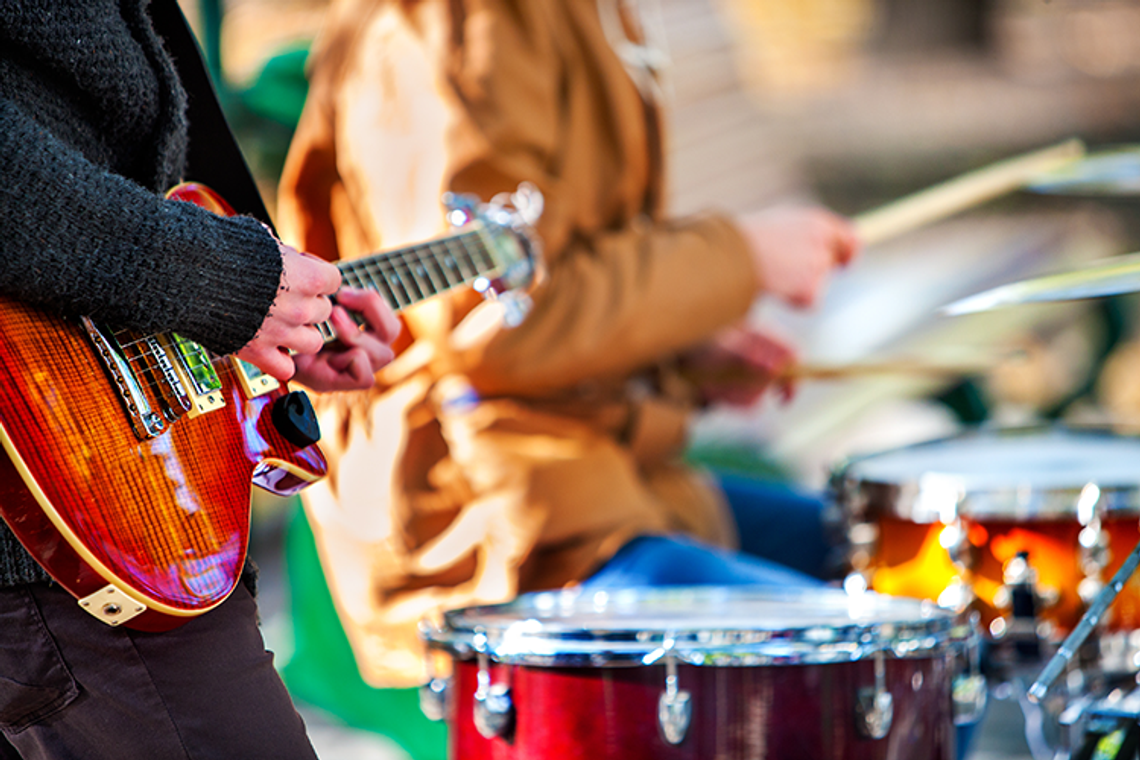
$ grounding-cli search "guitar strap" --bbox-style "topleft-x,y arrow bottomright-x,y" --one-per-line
148,0 -> 275,230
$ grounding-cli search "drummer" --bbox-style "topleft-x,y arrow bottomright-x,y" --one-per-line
275,0 -> 857,754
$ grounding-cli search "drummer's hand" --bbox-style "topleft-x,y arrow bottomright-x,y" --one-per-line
292,287 -> 401,392
680,325 -> 798,407
737,205 -> 860,308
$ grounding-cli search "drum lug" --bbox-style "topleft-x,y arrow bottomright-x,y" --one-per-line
952,619 -> 988,725
952,673 -> 988,725
855,652 -> 893,740
855,689 -> 894,739
419,677 -> 450,722
657,652 -> 692,746
473,650 -> 515,741
474,682 -> 515,740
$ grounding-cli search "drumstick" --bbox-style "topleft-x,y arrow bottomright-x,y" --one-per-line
782,359 -> 991,381
1027,536 -> 1140,703
854,138 -> 1086,246
680,358 -> 992,385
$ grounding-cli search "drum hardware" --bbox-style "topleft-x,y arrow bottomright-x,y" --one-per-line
1079,516 -> 1113,608
423,586 -> 976,758
472,633 -> 515,741
418,620 -> 452,722
835,428 -> 1140,651
937,518 -> 979,613
645,634 -> 692,745
997,550 -> 1048,660
1066,687 -> 1140,760
419,676 -> 450,722
1029,536 -> 1140,703
854,651 -> 894,739
952,616 -> 989,726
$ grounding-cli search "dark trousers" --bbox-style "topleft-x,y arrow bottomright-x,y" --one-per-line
0,582 -> 317,760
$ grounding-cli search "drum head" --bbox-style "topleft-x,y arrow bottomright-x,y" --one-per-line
423,586 -> 969,667
837,427 -> 1140,521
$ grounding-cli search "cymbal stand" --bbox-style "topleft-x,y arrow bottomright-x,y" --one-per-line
1029,536 -> 1140,703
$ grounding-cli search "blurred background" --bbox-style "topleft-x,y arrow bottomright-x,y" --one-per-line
175,1 -> 1140,757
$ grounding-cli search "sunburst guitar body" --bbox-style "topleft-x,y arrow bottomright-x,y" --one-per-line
0,182 -> 538,631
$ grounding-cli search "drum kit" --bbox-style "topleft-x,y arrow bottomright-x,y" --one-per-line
415,141 -> 1140,758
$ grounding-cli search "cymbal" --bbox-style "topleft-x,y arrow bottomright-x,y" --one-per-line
1025,145 -> 1140,196
942,252 -> 1140,315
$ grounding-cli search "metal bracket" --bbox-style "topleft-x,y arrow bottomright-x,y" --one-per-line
855,651 -> 894,739
77,584 -> 147,626
657,635 -> 692,746
419,677 -> 450,722
472,636 -> 514,741
83,317 -> 166,440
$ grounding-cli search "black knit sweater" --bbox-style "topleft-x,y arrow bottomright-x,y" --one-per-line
0,0 -> 284,586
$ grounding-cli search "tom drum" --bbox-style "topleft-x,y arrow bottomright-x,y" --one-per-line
421,585 -> 980,760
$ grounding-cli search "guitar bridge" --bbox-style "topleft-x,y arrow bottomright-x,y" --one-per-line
83,318 -> 168,440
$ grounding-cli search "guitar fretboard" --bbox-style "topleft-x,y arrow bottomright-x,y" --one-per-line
317,225 -> 500,342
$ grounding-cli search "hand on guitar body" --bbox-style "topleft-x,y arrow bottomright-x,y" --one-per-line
237,242 -> 401,391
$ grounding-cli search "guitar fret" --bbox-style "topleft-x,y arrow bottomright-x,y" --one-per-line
380,259 -> 414,308
359,258 -> 403,310
444,236 -> 477,281
341,257 -> 401,311
463,231 -> 496,275
406,250 -> 437,300
413,243 -> 448,295
393,254 -> 426,302
321,221 -> 520,328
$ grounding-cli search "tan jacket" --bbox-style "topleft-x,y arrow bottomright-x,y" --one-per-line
277,0 -> 759,687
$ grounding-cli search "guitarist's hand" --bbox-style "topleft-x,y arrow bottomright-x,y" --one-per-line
236,245 -> 344,381
292,287 -> 401,391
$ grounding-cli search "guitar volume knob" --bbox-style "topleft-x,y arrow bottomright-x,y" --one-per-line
271,391 -> 321,448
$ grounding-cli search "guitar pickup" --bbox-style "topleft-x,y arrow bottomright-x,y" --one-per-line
168,334 -> 226,416
232,358 -> 279,399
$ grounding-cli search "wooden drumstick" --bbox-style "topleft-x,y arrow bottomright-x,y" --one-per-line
782,359 -> 992,381
680,358 -> 992,386
854,138 -> 1086,247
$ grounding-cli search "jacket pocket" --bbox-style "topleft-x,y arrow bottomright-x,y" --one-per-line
0,587 -> 79,733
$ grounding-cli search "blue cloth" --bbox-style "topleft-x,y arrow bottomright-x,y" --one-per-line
583,534 -> 823,588
584,472 -> 831,589
717,473 -> 832,579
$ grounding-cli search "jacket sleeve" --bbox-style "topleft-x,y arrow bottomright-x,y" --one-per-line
282,0 -> 759,395
464,213 -> 757,396
447,1 -> 758,396
0,98 -> 282,356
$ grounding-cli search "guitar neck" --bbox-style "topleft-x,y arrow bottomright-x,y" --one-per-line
315,225 -> 500,342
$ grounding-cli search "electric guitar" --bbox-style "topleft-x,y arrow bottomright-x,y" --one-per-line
0,182 -> 539,631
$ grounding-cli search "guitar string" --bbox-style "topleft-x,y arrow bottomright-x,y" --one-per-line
109,227 -> 505,397
113,226 -> 491,356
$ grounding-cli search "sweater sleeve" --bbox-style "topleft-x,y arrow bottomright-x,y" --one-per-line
0,98 -> 282,356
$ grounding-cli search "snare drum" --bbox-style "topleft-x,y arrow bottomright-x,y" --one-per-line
834,427 -> 1140,638
422,586 -> 977,759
